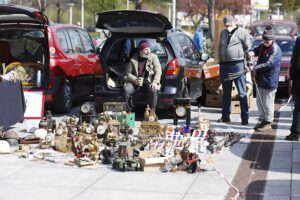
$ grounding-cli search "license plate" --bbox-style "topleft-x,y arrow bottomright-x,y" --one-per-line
279,76 -> 285,82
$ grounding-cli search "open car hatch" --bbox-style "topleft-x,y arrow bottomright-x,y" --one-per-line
96,10 -> 172,35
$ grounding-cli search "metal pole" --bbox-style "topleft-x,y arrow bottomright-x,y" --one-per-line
81,0 -> 84,28
70,5 -> 73,24
172,0 -> 176,28
127,0 -> 129,10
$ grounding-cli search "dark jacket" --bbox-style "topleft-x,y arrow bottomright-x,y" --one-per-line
290,37 -> 300,97
252,42 -> 282,89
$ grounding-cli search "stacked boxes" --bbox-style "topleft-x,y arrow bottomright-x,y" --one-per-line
203,64 -> 253,113
203,64 -> 222,107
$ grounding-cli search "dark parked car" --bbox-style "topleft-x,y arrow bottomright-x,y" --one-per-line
94,10 -> 207,111
0,5 -> 101,114
251,35 -> 295,96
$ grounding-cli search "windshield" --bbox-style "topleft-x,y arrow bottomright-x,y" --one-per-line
252,39 -> 295,56
134,38 -> 166,56
254,25 -> 293,35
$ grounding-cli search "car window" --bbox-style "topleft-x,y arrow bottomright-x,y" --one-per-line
134,38 -> 166,55
252,38 -> 295,56
67,28 -> 83,53
254,25 -> 293,35
78,29 -> 95,54
176,34 -> 200,62
185,36 -> 201,61
56,29 -> 72,54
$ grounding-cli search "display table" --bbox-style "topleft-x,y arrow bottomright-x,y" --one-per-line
0,81 -> 25,128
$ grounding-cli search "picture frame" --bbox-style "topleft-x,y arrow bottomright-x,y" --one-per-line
23,89 -> 45,119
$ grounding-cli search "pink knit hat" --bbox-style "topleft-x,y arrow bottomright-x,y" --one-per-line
138,41 -> 150,50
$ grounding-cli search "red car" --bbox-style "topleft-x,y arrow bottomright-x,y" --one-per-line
0,5 -> 102,113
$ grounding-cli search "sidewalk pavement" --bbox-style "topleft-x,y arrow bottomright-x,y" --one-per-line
0,98 -> 295,200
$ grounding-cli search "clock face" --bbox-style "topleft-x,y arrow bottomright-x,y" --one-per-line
149,115 -> 155,122
176,106 -> 186,117
97,125 -> 107,135
85,127 -> 93,134
81,104 -> 90,113
56,128 -> 63,136
45,134 -> 53,143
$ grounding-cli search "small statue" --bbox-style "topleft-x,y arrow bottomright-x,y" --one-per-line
143,105 -> 151,121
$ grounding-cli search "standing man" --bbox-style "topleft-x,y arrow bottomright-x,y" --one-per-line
249,26 -> 282,131
218,15 -> 252,125
285,36 -> 300,140
193,28 -> 203,52
124,40 -> 162,112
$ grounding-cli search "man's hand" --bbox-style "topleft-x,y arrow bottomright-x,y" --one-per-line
150,82 -> 160,90
248,51 -> 255,59
134,79 -> 143,86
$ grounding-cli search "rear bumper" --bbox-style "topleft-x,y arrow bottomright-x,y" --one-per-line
44,76 -> 62,103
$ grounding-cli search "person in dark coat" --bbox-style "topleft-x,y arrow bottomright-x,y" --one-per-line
248,26 -> 282,131
285,36 -> 300,140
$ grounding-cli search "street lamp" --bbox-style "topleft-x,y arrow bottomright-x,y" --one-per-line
81,0 -> 84,28
273,3 -> 282,19
167,3 -> 172,22
67,2 -> 75,25
172,0 -> 176,28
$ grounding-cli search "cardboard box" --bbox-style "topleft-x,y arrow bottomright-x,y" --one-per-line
203,64 -> 220,79
204,77 -> 221,93
184,67 -> 202,78
231,95 -> 254,113
138,151 -> 166,172
206,92 -> 253,112
206,93 -> 222,108
117,112 -> 135,128
217,82 -> 239,99
218,83 -> 253,101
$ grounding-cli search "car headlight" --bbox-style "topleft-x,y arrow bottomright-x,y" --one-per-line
175,105 -> 187,117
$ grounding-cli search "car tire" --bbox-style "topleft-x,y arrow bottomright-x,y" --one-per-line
53,80 -> 72,114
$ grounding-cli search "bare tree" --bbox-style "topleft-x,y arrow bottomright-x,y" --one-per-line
178,0 -> 207,32
37,0 -> 47,13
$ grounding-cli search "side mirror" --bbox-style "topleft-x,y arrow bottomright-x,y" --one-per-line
201,53 -> 209,61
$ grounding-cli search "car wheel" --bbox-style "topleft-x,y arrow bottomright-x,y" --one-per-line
53,80 -> 72,114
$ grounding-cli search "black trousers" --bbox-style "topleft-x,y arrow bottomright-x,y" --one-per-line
0,81 -> 25,129
291,95 -> 300,135
124,82 -> 157,110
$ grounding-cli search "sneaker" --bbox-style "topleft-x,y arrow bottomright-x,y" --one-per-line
285,133 -> 300,141
217,117 -> 231,123
241,119 -> 248,125
257,122 -> 272,132
254,120 -> 267,130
